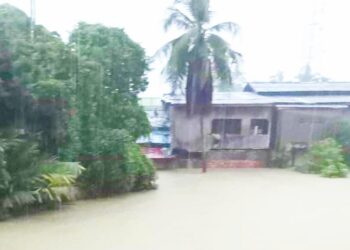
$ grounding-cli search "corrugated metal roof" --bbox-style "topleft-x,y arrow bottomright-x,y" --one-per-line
272,95 -> 350,104
245,82 -> 350,93
162,92 -> 274,105
276,104 -> 348,109
163,92 -> 350,106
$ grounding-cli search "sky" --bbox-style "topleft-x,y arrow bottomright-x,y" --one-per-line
1,0 -> 350,96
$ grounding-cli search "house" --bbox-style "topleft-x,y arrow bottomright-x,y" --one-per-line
138,97 -> 173,168
245,82 -> 350,149
163,82 -> 350,168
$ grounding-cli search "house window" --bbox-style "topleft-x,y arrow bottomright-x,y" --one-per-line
250,119 -> 269,135
212,119 -> 242,135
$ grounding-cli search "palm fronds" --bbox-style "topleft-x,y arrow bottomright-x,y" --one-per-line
0,133 -> 85,218
164,7 -> 193,31
208,22 -> 239,34
158,0 -> 240,114
34,161 -> 85,203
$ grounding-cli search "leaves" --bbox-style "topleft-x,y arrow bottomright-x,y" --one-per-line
208,22 -> 239,34
306,138 -> 348,178
159,0 -> 240,113
0,133 -> 84,218
164,7 -> 194,31
0,5 -> 156,211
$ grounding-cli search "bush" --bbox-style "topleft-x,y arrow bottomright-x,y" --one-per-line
0,133 -> 84,219
0,135 -> 41,219
127,144 -> 156,191
304,138 -> 348,178
78,129 -> 156,197
334,119 -> 350,164
34,161 -> 85,205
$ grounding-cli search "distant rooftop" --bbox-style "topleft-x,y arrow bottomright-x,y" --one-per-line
245,82 -> 350,95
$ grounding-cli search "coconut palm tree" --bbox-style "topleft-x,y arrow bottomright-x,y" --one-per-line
158,0 -> 240,172
158,0 -> 240,114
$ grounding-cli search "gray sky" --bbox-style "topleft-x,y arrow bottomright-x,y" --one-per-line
1,0 -> 350,96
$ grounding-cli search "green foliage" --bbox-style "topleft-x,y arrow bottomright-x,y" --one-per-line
334,119 -> 350,163
34,161 -> 85,204
304,138 -> 348,178
78,130 -> 155,197
0,4 -> 72,153
0,133 -> 84,219
127,144 -> 156,191
30,79 -> 71,154
0,4 -> 156,208
31,79 -> 68,99
159,0 -> 240,113
0,134 -> 41,218
60,23 -> 156,196
68,23 -> 151,140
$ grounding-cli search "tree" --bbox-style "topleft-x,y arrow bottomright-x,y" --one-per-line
0,4 -> 72,154
297,64 -> 330,82
270,71 -> 284,82
69,23 -> 150,140
0,4 -> 34,130
158,0 -> 240,171
61,23 -> 155,195
0,4 -> 155,200
158,0 -> 240,114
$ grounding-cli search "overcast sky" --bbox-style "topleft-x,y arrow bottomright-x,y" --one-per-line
1,0 -> 350,96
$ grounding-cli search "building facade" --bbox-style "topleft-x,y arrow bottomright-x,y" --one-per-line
164,83 -> 350,168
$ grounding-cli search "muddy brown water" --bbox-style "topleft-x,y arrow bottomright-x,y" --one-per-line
1,168 -> 350,250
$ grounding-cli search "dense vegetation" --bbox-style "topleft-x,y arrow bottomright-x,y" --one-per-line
0,4 -> 155,218
334,119 -> 350,164
0,133 -> 85,219
303,138 -> 348,177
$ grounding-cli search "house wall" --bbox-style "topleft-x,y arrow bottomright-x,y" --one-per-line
276,107 -> 349,148
170,105 -> 273,153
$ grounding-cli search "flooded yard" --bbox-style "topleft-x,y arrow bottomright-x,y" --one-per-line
1,168 -> 350,250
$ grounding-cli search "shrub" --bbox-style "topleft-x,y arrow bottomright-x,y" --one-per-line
334,119 -> 350,164
0,135 -> 41,219
34,161 -> 85,205
305,138 -> 348,178
78,129 -> 156,197
0,133 -> 84,219
78,129 -> 133,196
127,144 -> 156,191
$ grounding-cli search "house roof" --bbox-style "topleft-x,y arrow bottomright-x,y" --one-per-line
244,82 -> 350,94
162,92 -> 274,105
271,95 -> 350,104
275,104 -> 348,109
163,92 -> 350,106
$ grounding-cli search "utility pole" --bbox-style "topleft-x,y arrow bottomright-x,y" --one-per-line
30,0 -> 36,40
304,0 -> 325,69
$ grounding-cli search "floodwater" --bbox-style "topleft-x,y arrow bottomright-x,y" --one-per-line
1,168 -> 350,250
